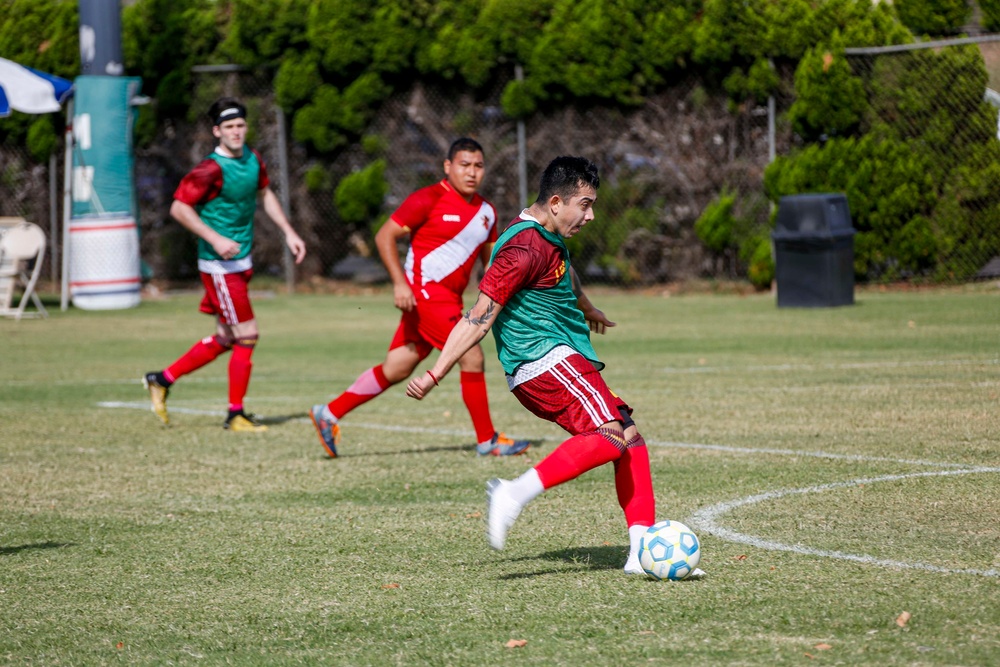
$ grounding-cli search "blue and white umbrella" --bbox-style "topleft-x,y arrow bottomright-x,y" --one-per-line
0,56 -> 73,117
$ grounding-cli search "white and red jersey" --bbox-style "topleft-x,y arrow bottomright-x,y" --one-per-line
392,179 -> 498,295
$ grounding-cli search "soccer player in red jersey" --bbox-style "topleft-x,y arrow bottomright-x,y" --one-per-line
143,98 -> 307,432
309,138 -> 530,457
407,156 -> 668,575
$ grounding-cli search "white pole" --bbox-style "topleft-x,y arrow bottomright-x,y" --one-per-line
60,98 -> 74,311
49,151 -> 58,286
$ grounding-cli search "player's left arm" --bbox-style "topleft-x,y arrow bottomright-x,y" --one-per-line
260,187 -> 307,264
571,266 -> 616,335
406,291 -> 503,400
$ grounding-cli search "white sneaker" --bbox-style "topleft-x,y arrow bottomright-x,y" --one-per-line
686,568 -> 707,580
486,478 -> 522,550
623,554 -> 644,575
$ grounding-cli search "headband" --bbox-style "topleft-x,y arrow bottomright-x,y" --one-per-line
214,106 -> 246,126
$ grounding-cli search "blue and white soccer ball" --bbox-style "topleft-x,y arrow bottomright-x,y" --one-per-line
638,520 -> 701,581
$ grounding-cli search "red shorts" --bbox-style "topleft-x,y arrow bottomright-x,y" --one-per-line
199,269 -> 255,325
388,283 -> 463,356
511,353 -> 631,435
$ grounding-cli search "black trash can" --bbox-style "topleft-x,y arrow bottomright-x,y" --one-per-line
772,193 -> 855,308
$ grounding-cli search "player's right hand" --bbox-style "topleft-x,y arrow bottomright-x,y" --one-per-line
211,236 -> 242,260
393,282 -> 416,312
405,372 -> 436,400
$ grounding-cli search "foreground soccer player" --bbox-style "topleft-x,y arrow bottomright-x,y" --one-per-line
406,156 -> 656,573
309,138 -> 528,458
143,97 -> 306,432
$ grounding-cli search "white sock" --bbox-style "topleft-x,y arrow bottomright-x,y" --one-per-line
628,524 -> 649,559
506,468 -> 544,507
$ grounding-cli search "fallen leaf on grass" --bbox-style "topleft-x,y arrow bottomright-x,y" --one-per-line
382,583 -> 400,589
505,639 -> 528,648
734,554 -> 747,561
804,653 -> 815,659
637,630 -> 656,636
115,642 -> 124,649
896,611 -> 911,628
466,512 -> 481,518
814,643 -> 832,650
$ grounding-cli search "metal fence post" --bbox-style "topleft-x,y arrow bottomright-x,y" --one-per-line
275,105 -> 294,294
515,64 -> 528,209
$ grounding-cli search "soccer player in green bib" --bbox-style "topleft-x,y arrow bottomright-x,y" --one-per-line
143,98 -> 306,432
406,156 -> 660,574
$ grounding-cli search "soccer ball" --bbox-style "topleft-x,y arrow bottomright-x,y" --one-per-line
638,520 -> 700,581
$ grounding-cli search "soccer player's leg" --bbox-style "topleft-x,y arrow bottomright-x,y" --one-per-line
143,273 -> 235,425
609,401 -> 656,574
487,354 -> 624,549
310,313 -> 429,457
214,271 -> 267,433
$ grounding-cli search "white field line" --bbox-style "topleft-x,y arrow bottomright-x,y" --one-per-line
688,468 -> 1000,578
659,358 -> 999,374
7,356 -> 995,387
98,400 -> 999,577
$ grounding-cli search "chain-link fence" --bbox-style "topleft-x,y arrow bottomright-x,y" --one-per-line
843,36 -> 1000,282
0,145 -> 60,286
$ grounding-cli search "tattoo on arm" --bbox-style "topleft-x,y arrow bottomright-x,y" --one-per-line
463,299 -> 496,332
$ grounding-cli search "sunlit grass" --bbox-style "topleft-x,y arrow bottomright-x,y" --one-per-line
1,285 -> 998,665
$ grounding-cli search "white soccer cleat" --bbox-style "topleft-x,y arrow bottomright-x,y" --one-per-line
686,568 -> 707,580
486,478 -> 522,550
623,554 -> 644,575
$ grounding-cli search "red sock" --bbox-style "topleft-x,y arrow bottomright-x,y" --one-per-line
228,337 -> 256,410
327,365 -> 391,419
614,435 -> 656,527
534,431 -> 623,489
460,371 -> 495,444
165,335 -> 230,382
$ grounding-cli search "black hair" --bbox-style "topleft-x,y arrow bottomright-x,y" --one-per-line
208,97 -> 247,127
447,137 -> 484,160
536,156 -> 600,203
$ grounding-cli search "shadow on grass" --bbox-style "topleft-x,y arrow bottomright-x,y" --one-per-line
1,541 -> 74,556
499,545 -> 627,579
258,413 -> 306,427
340,438 -> 548,458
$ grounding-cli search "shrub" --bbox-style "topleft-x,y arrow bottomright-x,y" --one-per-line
334,159 -> 388,231
893,0 -> 971,37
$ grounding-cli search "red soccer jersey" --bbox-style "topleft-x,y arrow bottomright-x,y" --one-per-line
479,220 -> 564,307
173,148 -> 270,206
393,180 -> 498,295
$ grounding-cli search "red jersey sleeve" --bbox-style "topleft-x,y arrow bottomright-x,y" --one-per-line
173,159 -> 223,206
251,148 -> 270,190
479,228 -> 553,306
390,183 -> 441,231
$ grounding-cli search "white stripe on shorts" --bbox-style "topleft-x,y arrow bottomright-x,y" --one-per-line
549,358 -> 617,427
213,273 -> 238,325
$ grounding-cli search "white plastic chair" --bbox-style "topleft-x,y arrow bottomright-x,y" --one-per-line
0,220 -> 48,320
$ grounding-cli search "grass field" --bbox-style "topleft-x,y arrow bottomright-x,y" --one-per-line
1,283 -> 998,666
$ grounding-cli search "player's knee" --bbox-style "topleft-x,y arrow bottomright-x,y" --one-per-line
212,333 -> 234,350
596,424 -> 627,453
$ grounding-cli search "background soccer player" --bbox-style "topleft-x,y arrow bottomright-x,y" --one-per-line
143,97 -> 307,432
309,138 -> 529,458
406,156 -> 658,574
